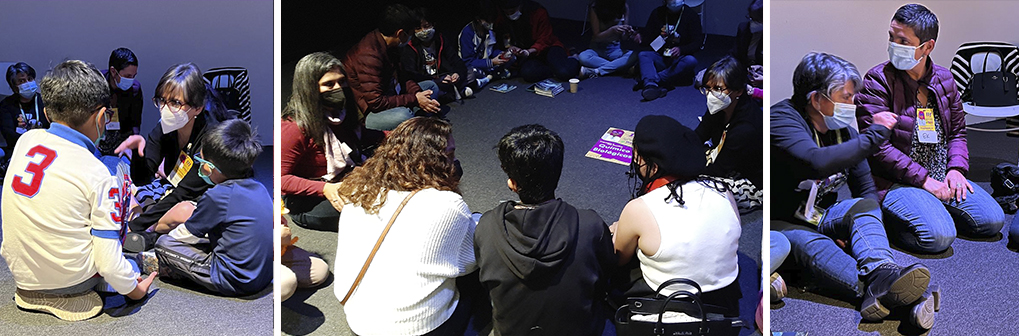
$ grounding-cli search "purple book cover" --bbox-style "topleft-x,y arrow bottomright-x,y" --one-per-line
585,127 -> 634,165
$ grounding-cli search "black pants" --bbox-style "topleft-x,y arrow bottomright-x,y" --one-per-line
283,194 -> 340,232
519,46 -> 581,83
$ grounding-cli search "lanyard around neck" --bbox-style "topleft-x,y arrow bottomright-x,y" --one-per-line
20,97 -> 38,121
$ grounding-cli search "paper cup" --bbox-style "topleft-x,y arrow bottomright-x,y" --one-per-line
569,78 -> 580,93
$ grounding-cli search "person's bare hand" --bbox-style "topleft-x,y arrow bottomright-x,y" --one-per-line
416,90 -> 441,114
872,112 -> 899,130
668,47 -> 681,58
923,177 -> 952,202
281,224 -> 293,247
492,56 -> 508,66
632,32 -> 642,44
323,182 -> 344,211
449,73 -> 459,83
115,135 -> 146,157
127,272 -> 158,300
945,169 -> 973,202
507,46 -> 522,55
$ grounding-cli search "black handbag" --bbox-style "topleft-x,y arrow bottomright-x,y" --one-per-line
970,54 -> 1019,107
615,279 -> 745,336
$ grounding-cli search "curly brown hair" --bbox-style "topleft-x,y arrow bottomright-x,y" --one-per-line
337,117 -> 460,214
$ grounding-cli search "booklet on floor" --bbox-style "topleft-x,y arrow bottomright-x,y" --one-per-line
586,127 -> 634,165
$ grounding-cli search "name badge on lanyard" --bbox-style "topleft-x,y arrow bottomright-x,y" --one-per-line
168,147 -> 193,187
916,108 -> 938,144
106,107 -> 121,131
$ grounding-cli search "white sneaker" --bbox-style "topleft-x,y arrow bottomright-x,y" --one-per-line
463,87 -> 474,97
579,66 -> 599,79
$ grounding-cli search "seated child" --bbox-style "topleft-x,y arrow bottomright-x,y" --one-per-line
1,60 -> 156,321
474,124 -> 616,335
280,205 -> 329,301
139,119 -> 272,296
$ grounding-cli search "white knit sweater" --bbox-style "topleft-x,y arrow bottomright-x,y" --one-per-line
334,188 -> 477,335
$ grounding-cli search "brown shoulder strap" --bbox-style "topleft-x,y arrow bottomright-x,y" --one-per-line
340,189 -> 420,305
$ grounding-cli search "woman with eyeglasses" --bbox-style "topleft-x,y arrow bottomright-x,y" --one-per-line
695,55 -> 762,212
0,62 -> 50,161
115,62 -> 234,252
97,48 -> 143,156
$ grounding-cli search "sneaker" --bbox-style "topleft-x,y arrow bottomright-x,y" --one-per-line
476,76 -> 491,88
579,66 -> 599,79
908,285 -> 941,330
15,288 -> 102,321
770,272 -> 787,303
641,85 -> 666,101
123,231 -> 158,253
860,263 -> 930,322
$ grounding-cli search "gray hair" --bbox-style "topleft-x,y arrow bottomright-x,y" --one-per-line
39,60 -> 110,127
791,52 -> 862,108
893,4 -> 938,43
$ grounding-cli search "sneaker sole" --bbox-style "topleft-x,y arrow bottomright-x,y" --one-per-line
860,267 -> 931,322
15,289 -> 102,321
910,285 -> 941,330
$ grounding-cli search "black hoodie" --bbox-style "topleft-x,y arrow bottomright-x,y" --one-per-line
475,199 -> 615,336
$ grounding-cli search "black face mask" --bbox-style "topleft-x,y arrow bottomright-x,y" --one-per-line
321,88 -> 346,109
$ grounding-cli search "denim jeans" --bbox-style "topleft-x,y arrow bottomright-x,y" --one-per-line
882,180 -> 1005,253
578,41 -> 635,76
778,198 -> 895,298
364,80 -> 439,131
1010,216 -> 1019,246
638,50 -> 697,87
518,46 -> 581,83
770,231 -> 790,274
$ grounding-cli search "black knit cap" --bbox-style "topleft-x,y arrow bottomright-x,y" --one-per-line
632,115 -> 705,179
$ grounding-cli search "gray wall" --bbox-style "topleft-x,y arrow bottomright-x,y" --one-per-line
534,0 -> 752,37
771,0 -> 1019,124
0,0 -> 274,145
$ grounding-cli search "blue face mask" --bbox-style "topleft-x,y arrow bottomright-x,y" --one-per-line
94,109 -> 107,148
193,154 -> 218,186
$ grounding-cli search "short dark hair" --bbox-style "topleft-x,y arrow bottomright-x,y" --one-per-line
594,0 -> 626,23
893,3 -> 938,43
109,47 -> 138,71
703,55 -> 748,95
38,60 -> 110,127
201,119 -> 262,179
378,4 -> 420,37
6,62 -> 36,91
748,0 -> 763,22
497,124 -> 564,204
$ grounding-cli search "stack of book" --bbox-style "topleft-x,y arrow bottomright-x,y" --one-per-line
531,79 -> 565,98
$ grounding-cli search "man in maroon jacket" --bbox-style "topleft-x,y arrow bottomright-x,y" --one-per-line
494,0 -> 580,83
345,4 -> 441,131
857,3 -> 1004,254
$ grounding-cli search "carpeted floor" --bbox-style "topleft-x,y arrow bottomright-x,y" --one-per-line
770,120 -> 1019,335
0,147 -> 275,335
280,35 -> 765,335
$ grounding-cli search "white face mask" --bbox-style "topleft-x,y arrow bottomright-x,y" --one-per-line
888,41 -> 925,71
821,95 -> 856,130
159,105 -> 191,134
17,80 -> 38,99
749,20 -> 763,34
707,91 -> 731,114
116,76 -> 134,91
507,10 -> 522,21
416,28 -> 435,42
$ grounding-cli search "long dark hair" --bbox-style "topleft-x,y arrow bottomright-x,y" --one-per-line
283,52 -> 351,148
627,145 -> 728,204
154,63 -> 232,122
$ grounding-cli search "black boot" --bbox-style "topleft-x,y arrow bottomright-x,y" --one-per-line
860,263 -> 930,322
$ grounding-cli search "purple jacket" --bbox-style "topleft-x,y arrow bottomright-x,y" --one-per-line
856,59 -> 968,199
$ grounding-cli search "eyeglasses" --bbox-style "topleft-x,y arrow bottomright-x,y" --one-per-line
699,86 -> 730,96
193,153 -> 218,173
153,97 -> 191,113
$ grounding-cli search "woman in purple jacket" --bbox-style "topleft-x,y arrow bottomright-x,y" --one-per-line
856,4 -> 1004,254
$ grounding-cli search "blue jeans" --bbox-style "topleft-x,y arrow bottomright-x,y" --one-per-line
882,180 -> 1005,253
578,41 -> 635,76
518,46 -> 581,83
778,198 -> 895,298
770,231 -> 790,274
638,50 -> 697,87
364,80 -> 439,131
1010,216 -> 1019,247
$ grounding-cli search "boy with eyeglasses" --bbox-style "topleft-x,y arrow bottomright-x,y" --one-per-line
1,60 -> 156,321
136,119 -> 273,296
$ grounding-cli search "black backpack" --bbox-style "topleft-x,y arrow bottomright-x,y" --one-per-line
991,163 -> 1019,213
